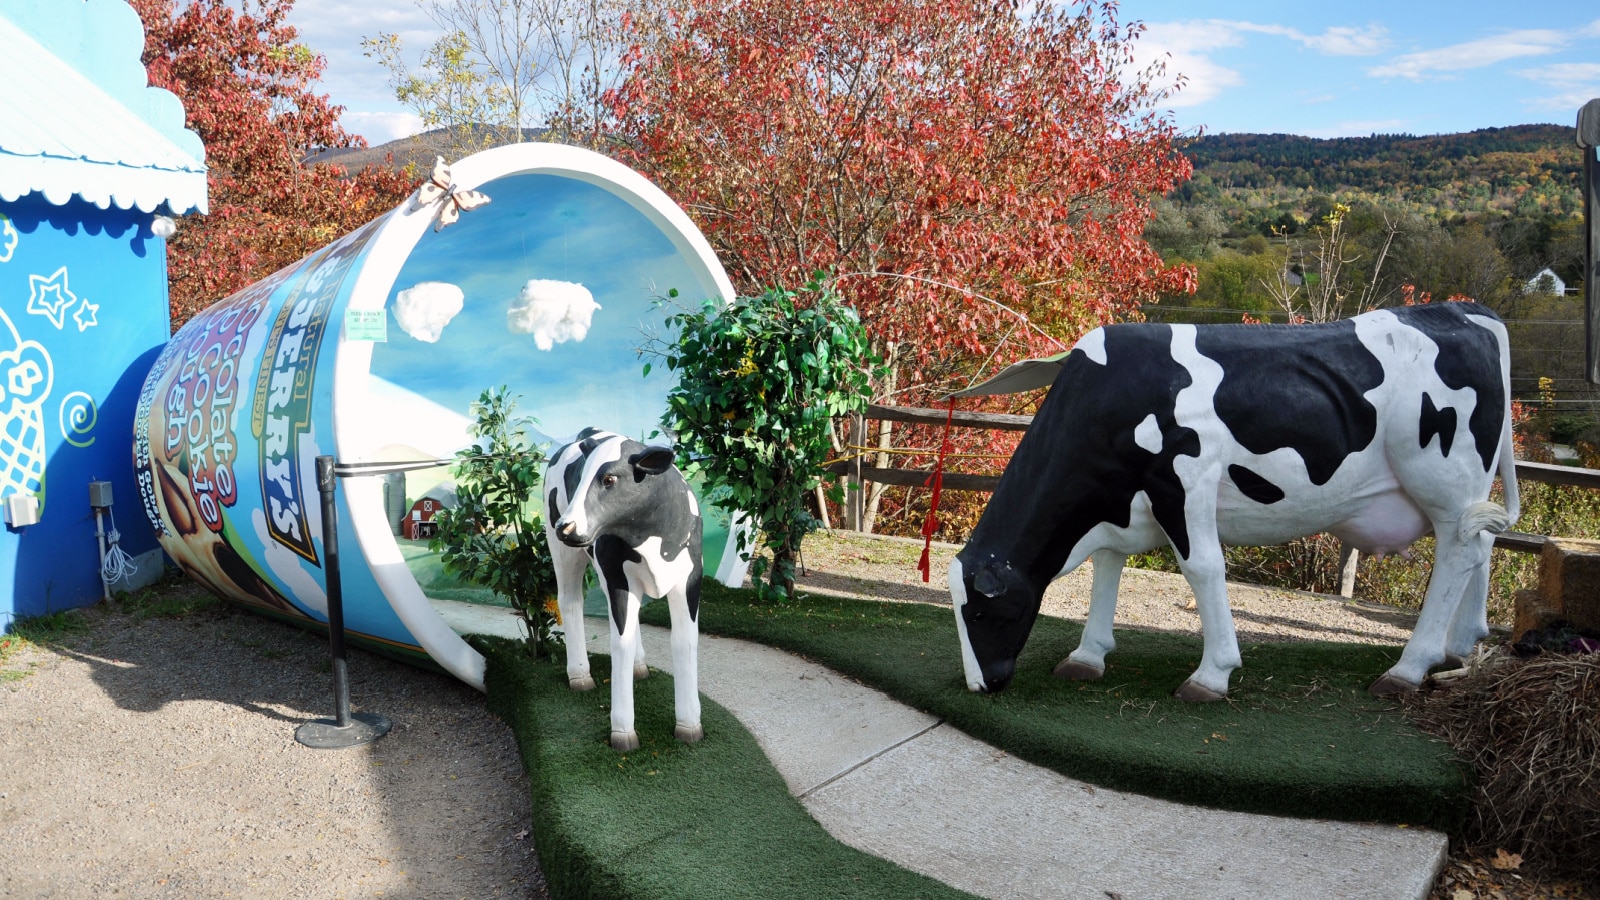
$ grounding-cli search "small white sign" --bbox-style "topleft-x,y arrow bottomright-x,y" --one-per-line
345,308 -> 388,342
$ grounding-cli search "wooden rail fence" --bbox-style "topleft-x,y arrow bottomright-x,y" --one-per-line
826,403 -> 1600,568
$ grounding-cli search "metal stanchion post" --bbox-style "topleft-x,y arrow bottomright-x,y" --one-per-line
295,455 -> 392,749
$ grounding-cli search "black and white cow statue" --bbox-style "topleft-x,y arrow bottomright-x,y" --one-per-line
544,428 -> 703,750
951,302 -> 1520,701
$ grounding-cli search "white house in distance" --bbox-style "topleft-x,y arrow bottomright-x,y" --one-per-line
1523,267 -> 1568,296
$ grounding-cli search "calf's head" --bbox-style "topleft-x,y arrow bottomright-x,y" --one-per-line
950,555 -> 1040,693
552,440 -> 678,548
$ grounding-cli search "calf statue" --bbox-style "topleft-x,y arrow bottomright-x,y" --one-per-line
544,428 -> 703,750
951,302 -> 1519,701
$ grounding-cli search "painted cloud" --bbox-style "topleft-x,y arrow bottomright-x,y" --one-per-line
506,279 -> 601,351
393,281 -> 465,343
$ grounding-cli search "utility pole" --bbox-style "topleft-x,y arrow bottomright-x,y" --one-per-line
1580,98 -> 1600,384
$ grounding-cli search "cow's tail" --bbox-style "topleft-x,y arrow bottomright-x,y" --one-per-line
1459,501 -> 1510,542
1457,410 -> 1520,544
1496,398 -> 1521,528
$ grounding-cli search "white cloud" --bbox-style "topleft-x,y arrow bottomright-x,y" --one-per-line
1517,62 -> 1600,112
393,281 -> 465,343
1131,22 -> 1247,108
341,111 -> 426,146
506,280 -> 601,351
1228,22 -> 1390,56
1133,19 -> 1387,110
1298,25 -> 1390,57
1584,19 -> 1600,38
1369,30 -> 1570,81
284,1 -> 441,109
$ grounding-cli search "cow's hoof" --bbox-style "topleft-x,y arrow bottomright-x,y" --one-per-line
610,730 -> 640,752
569,675 -> 596,692
1052,658 -> 1105,681
674,724 -> 704,744
1368,673 -> 1420,697
634,661 -> 650,680
1174,680 -> 1227,702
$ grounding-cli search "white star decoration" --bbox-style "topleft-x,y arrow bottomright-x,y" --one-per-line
73,299 -> 99,332
27,266 -> 76,329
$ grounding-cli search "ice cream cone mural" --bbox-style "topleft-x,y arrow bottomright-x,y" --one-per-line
135,144 -> 742,689
0,305 -> 52,505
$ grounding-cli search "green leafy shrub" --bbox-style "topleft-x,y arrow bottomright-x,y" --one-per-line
659,277 -> 880,601
431,387 -> 562,657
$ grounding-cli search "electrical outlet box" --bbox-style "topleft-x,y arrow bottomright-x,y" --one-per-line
4,494 -> 40,527
89,480 -> 114,509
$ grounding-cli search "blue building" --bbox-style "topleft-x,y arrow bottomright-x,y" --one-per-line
0,0 -> 206,629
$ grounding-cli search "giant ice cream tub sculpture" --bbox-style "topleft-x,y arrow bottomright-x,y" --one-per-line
133,144 -> 745,690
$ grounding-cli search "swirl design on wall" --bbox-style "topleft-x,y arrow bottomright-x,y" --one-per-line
59,391 -> 96,448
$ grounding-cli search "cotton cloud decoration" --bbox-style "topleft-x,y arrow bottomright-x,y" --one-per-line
507,279 -> 601,351
393,281 -> 465,343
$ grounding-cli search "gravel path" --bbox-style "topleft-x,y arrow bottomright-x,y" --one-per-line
0,584 -> 547,900
797,530 -> 1417,647
1,532 -> 1418,899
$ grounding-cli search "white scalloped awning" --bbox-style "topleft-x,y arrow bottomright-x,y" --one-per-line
0,13 -> 206,215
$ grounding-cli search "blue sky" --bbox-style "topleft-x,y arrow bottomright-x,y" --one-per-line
283,0 -> 1600,145
1127,1 -> 1600,138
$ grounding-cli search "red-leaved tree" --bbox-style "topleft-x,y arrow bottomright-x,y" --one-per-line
133,0 -> 416,328
612,0 -> 1193,388
610,0 -> 1195,533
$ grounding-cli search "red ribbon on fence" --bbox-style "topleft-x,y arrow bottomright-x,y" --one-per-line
917,398 -> 958,583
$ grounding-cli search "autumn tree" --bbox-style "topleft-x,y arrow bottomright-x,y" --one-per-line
1262,202 -> 1401,323
133,0 -> 416,327
611,0 -> 1193,532
363,0 -> 630,153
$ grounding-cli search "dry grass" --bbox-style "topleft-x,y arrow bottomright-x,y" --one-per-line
1405,649 -> 1600,888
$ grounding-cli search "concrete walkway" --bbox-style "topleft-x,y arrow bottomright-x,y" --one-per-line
433,598 -> 1447,899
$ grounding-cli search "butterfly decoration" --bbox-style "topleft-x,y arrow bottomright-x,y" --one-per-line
411,156 -> 492,232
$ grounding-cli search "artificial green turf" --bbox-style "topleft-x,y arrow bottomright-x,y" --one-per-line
640,582 -> 1472,832
477,636 -> 975,900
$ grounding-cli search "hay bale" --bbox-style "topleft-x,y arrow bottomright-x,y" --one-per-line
1405,650 -> 1600,886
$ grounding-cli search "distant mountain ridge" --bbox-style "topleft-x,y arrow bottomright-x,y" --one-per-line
1175,124 -> 1583,211
306,126 -> 548,172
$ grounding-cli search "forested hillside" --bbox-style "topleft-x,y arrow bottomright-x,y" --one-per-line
1149,124 -> 1593,433
1177,125 -> 1580,213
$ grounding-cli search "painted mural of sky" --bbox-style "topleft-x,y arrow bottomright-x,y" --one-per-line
368,173 -> 718,445
285,0 -> 1600,144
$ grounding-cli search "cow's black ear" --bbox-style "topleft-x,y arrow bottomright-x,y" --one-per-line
631,446 -> 676,476
973,567 -> 1003,598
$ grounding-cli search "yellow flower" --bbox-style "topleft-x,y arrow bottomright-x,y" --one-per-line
733,352 -> 757,377
543,596 -> 562,625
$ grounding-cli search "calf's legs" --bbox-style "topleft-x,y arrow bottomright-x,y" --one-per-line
666,582 -> 703,743
551,540 -> 597,691
607,588 -> 645,751
597,573 -> 702,752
